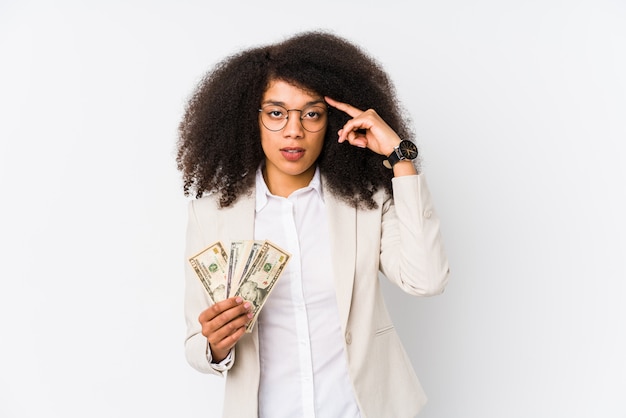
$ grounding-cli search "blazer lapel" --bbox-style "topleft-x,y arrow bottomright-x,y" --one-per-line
324,182 -> 357,332
216,192 -> 256,243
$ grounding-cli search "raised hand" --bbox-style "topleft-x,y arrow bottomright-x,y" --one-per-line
325,96 -> 417,176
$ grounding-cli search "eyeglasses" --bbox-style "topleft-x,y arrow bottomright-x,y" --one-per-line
258,103 -> 328,133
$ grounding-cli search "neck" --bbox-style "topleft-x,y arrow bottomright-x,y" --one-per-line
262,166 -> 316,198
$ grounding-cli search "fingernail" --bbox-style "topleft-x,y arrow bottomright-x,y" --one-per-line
236,297 -> 243,304
247,313 -> 254,319
244,302 -> 251,309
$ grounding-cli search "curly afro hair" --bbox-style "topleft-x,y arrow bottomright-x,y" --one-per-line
176,30 -> 418,208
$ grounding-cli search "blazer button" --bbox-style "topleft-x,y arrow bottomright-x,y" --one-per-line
423,209 -> 432,219
345,332 -> 352,345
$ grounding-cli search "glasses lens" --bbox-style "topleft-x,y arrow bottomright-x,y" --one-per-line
300,105 -> 327,132
260,105 -> 288,131
260,104 -> 328,132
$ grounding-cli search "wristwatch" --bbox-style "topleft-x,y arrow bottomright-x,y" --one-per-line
383,140 -> 418,169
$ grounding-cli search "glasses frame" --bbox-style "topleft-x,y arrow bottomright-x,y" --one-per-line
258,104 -> 329,133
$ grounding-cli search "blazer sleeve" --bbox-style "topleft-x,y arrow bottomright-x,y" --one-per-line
183,199 -> 234,376
379,173 -> 450,296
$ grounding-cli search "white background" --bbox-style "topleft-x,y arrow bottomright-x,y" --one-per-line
1,1 -> 625,417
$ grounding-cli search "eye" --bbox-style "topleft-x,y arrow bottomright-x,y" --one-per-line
301,106 -> 326,120
264,106 -> 287,119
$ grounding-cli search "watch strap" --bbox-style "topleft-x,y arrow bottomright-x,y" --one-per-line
383,140 -> 417,169
383,148 -> 402,169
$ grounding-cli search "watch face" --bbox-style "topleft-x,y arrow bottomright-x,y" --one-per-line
399,140 -> 418,160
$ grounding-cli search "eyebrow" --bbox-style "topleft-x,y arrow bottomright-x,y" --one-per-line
260,99 -> 326,107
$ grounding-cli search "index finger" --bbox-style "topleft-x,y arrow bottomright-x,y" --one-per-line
325,96 -> 363,118
201,296 -> 245,322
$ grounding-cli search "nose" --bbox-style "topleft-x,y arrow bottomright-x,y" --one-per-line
283,110 -> 305,138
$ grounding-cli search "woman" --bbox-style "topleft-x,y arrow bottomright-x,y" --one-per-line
177,30 -> 450,418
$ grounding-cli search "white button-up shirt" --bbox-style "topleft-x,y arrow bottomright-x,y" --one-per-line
254,167 -> 361,418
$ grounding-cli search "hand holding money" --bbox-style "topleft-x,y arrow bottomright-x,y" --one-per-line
190,240 -> 290,332
198,297 -> 254,362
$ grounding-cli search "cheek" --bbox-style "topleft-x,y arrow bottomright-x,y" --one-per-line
311,133 -> 326,156
259,131 -> 273,154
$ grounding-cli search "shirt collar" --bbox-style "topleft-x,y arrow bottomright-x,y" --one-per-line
255,165 -> 324,212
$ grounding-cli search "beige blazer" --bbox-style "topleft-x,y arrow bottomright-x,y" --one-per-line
183,174 -> 450,418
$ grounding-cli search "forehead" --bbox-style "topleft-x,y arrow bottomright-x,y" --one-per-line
262,79 -> 322,104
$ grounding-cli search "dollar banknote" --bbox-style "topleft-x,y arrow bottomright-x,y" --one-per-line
188,241 -> 228,303
233,240 -> 290,332
227,240 -> 262,298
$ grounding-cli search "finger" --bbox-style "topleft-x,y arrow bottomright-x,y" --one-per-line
325,96 -> 363,118
338,119 -> 373,146
207,310 -> 252,347
209,324 -> 248,354
209,301 -> 251,332
199,300 -> 252,337
341,129 -> 368,148
207,307 -> 253,350
199,296 -> 246,322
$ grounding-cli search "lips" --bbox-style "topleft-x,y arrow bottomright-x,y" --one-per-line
280,147 -> 305,161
